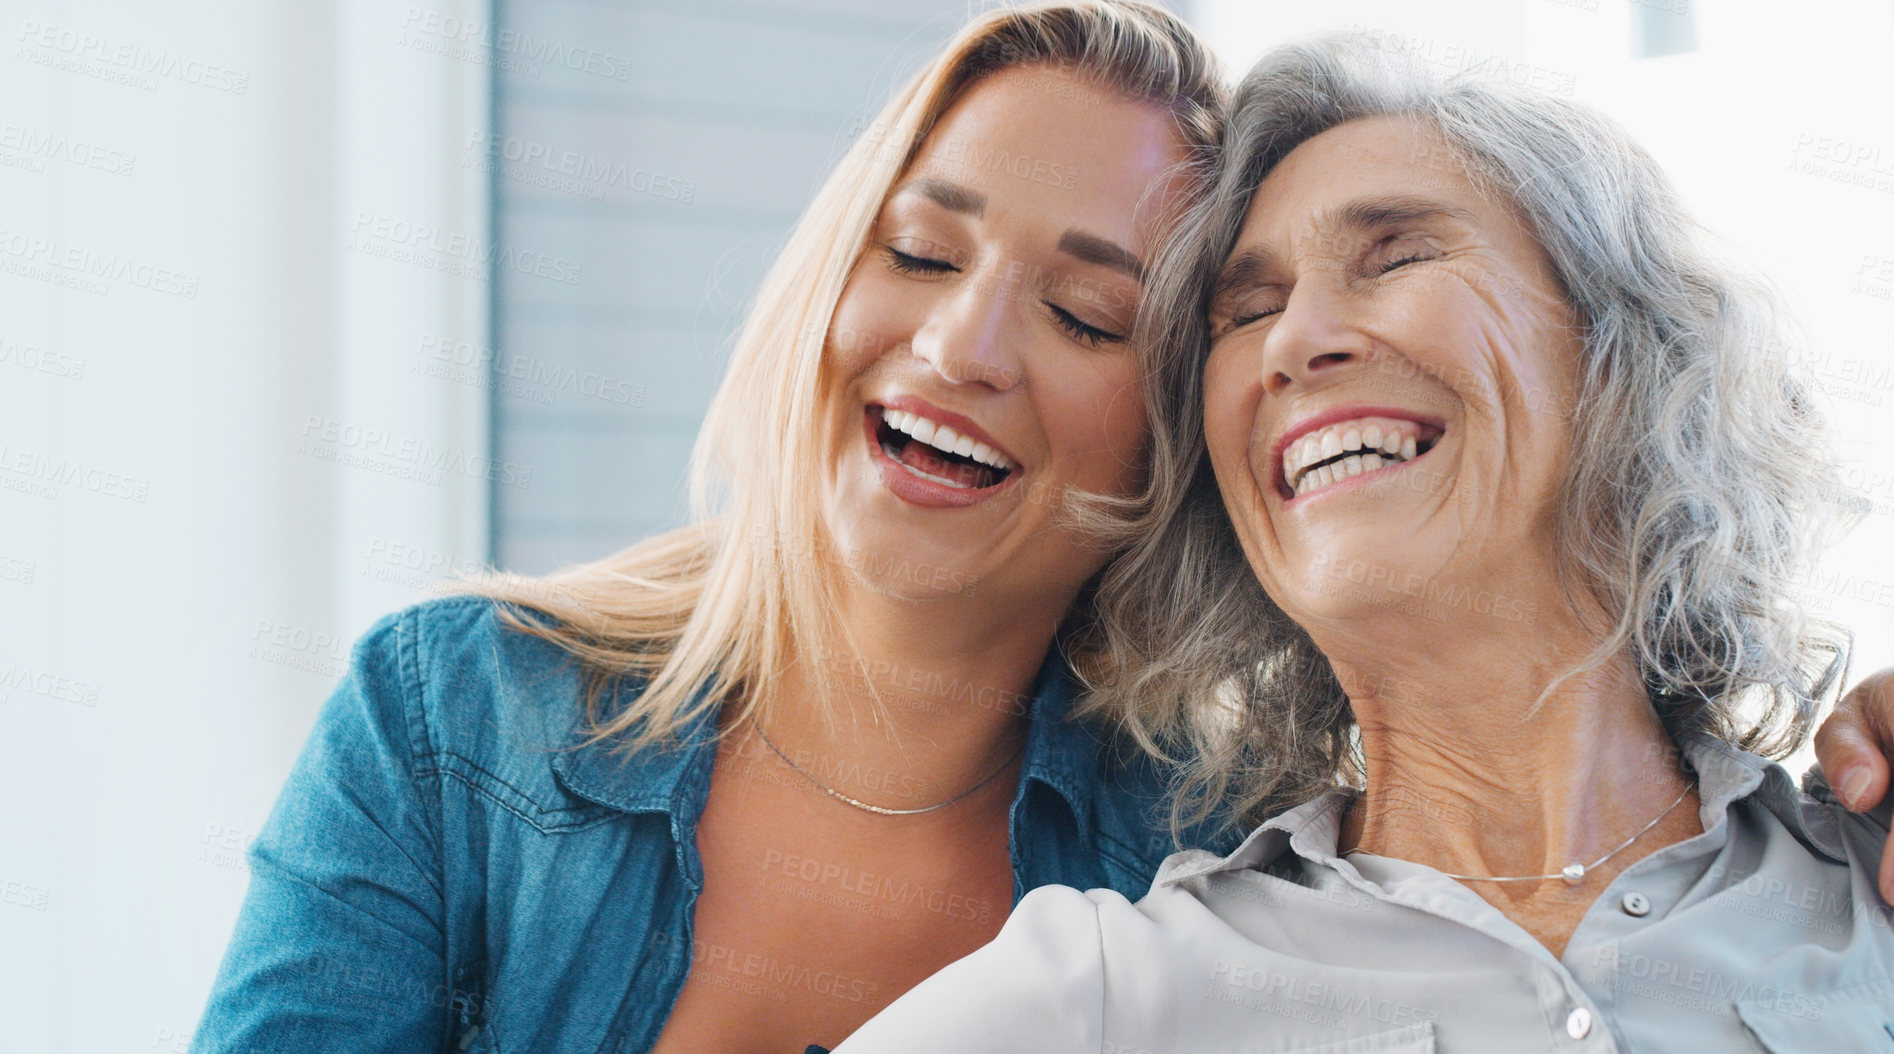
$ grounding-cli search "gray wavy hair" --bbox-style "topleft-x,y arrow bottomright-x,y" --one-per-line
1071,33 -> 1858,836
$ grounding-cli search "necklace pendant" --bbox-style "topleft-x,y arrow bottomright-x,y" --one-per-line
1561,863 -> 1586,885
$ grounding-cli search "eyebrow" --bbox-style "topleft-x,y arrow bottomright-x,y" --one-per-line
1057,230 -> 1145,281
1211,194 -> 1475,302
1212,246 -> 1276,304
893,178 -> 1145,282
900,178 -> 986,216
1335,195 -> 1476,232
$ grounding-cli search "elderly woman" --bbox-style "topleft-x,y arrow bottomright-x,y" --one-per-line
836,36 -> 1894,1052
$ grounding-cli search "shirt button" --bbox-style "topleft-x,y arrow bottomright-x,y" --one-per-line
1621,891 -> 1652,917
1566,1007 -> 1593,1039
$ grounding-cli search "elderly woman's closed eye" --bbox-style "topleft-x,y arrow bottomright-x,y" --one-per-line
836,34 -> 1894,1054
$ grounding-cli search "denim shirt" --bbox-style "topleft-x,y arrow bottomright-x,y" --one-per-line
189,595 -> 1225,1053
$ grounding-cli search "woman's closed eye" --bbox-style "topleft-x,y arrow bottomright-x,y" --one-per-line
1367,234 -> 1441,276
1046,301 -> 1125,347
883,245 -> 960,276
1376,251 -> 1433,274
1212,297 -> 1284,337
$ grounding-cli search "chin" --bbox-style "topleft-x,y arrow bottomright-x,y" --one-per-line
821,515 -> 987,603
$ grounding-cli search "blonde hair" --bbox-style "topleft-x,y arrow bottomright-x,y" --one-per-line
466,1 -> 1226,751
1082,35 -> 1857,838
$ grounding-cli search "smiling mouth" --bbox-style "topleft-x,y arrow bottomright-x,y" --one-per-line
1279,416 -> 1443,499
870,406 -> 1017,491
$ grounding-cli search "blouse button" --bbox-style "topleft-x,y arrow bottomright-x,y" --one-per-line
1566,1006 -> 1593,1039
1620,891 -> 1652,917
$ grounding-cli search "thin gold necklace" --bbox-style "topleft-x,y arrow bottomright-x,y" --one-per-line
748,719 -> 1025,817
1343,781 -> 1695,885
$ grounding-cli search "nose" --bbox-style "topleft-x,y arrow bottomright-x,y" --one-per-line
1258,281 -> 1368,397
909,268 -> 1025,392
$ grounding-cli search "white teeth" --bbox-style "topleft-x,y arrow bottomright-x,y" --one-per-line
1280,417 -> 1433,497
968,446 -> 1008,470
904,462 -> 977,489
880,407 -> 1014,470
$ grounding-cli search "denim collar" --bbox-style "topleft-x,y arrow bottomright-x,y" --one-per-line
1013,651 -> 1100,841
549,650 -> 1100,837
548,686 -> 719,818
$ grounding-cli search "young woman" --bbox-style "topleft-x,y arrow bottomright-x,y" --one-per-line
189,5 -> 1230,1053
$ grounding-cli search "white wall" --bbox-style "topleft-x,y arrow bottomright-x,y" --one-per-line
0,1 -> 488,1050
487,0 -> 976,573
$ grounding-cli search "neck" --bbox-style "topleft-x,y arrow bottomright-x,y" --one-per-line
1327,605 -> 1698,895
745,572 -> 1067,813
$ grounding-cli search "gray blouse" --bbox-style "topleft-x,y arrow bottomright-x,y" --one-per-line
835,735 -> 1894,1052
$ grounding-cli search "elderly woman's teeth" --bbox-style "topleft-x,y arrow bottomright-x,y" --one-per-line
1283,417 -> 1435,498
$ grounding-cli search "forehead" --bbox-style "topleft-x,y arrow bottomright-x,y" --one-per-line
1236,115 -> 1485,246
903,66 -> 1188,245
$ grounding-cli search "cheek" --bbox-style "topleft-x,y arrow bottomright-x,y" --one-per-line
1201,348 -> 1257,480
825,269 -> 909,376
1046,358 -> 1148,487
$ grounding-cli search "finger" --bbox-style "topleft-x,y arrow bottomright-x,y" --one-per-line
1812,716 -> 1889,812
1825,670 -> 1894,903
